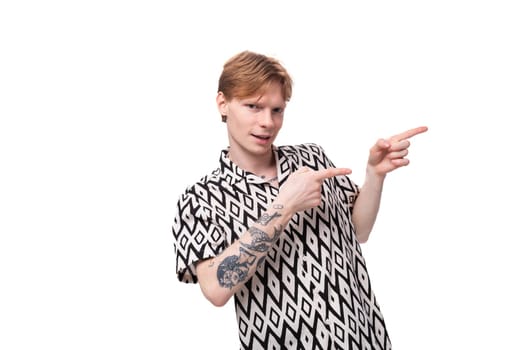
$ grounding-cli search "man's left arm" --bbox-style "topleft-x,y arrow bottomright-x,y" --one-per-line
352,126 -> 428,243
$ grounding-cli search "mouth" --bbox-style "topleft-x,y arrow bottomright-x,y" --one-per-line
252,134 -> 272,141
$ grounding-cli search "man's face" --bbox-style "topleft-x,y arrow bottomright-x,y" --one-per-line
218,82 -> 286,163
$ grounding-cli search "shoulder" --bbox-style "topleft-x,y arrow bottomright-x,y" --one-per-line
277,143 -> 335,170
278,143 -> 329,161
278,143 -> 327,156
177,167 -> 223,204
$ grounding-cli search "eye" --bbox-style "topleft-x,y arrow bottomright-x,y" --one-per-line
246,104 -> 260,110
272,107 -> 284,114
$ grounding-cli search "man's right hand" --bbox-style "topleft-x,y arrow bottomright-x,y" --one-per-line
276,166 -> 352,213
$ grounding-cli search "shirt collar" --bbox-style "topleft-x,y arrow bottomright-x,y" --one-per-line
218,146 -> 293,187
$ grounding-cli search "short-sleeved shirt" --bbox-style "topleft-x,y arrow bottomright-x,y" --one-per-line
172,143 -> 391,350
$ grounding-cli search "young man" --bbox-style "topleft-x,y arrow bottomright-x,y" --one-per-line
172,50 -> 427,349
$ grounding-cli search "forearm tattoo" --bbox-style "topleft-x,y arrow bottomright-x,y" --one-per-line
242,226 -> 281,253
256,211 -> 281,225
216,210 -> 284,289
217,246 -> 256,289
254,225 -> 283,268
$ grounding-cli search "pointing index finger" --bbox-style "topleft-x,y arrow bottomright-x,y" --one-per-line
391,126 -> 428,142
315,167 -> 352,180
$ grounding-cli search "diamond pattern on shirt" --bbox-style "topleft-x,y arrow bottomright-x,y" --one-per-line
173,143 -> 391,349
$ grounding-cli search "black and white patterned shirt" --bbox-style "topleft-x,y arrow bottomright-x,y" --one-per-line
173,143 -> 391,350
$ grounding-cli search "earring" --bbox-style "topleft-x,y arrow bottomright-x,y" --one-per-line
221,115 -> 227,122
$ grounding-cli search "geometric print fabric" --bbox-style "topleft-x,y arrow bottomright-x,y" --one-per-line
172,143 -> 391,349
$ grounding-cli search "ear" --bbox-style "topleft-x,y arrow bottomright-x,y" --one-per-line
216,92 -> 228,121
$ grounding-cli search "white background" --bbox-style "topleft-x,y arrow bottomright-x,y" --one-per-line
1,1 -> 524,349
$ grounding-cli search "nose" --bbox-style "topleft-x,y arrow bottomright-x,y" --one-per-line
258,108 -> 274,128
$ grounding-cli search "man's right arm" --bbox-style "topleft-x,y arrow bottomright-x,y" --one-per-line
196,201 -> 294,307
195,166 -> 351,307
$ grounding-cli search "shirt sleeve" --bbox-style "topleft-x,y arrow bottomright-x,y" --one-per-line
172,189 -> 226,283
